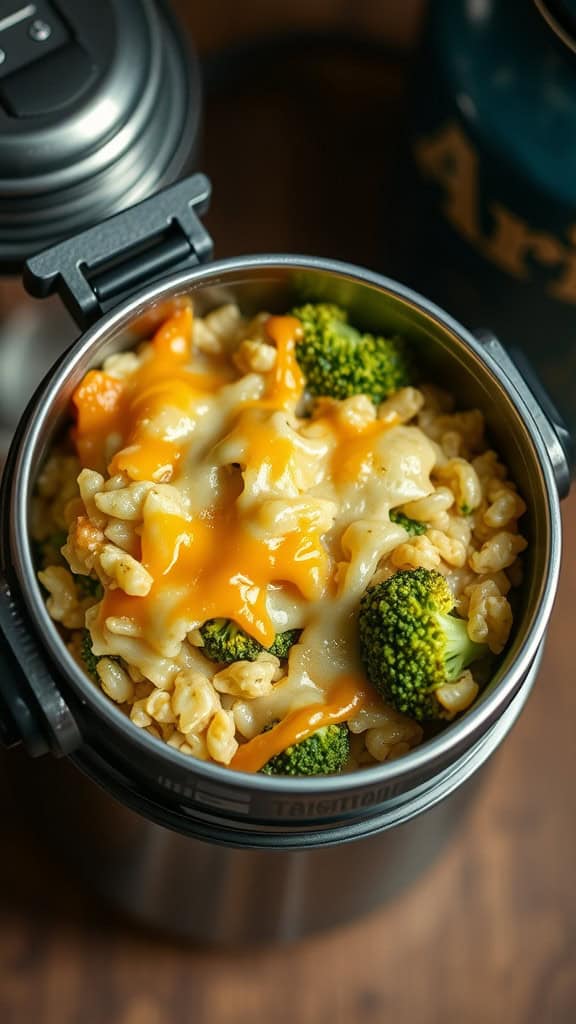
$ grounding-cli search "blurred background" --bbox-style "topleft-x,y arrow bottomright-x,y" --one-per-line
0,1 -> 575,1022
178,0 -> 425,50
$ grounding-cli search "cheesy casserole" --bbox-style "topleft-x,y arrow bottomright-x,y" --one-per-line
33,299 -> 528,773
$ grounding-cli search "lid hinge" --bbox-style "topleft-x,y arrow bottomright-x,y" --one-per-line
23,173 -> 214,329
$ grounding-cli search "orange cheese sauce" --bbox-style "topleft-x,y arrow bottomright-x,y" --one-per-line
75,311 -> 408,650
73,302 -> 232,478
310,402 -> 401,484
265,315 -> 305,405
108,373 -> 224,482
76,309 -> 329,647
100,500 -> 330,647
73,370 -> 126,472
230,675 -> 370,773
151,304 -> 194,362
332,416 -> 400,484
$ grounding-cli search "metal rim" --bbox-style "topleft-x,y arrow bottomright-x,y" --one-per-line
69,651 -> 541,850
534,0 -> 576,53
8,254 -> 562,801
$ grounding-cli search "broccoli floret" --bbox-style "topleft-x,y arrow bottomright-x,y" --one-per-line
358,568 -> 487,722
33,529 -> 68,569
389,509 -> 427,536
81,628 -> 100,681
261,723 -> 350,776
80,628 -> 122,685
75,575 -> 103,600
200,619 -> 262,662
292,302 -> 412,404
268,629 -> 301,659
199,618 -> 300,664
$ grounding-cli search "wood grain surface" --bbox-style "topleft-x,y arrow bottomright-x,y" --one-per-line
173,0 -> 425,52
1,26 -> 575,1024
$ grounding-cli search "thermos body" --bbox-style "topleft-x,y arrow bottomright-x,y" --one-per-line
4,650 -> 540,943
0,171 -> 569,938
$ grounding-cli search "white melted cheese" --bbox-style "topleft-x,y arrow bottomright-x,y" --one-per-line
78,310 -> 437,711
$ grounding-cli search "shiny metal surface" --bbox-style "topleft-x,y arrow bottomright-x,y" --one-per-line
0,0 -> 202,459
474,329 -> 572,498
0,0 -> 201,268
2,256 -> 564,846
3,655 -> 538,941
0,288 -> 76,461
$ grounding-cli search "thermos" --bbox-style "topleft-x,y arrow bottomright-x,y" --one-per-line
0,174 -> 570,942
0,0 -> 572,944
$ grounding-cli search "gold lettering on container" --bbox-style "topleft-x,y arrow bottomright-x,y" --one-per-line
414,123 -> 480,242
549,225 -> 576,301
414,121 -> 576,304
484,203 -> 564,278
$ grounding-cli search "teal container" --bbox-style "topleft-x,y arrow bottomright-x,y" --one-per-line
393,0 -> 576,454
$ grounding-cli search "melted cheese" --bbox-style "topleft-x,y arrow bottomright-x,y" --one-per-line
73,371 -> 126,472
265,315 -> 305,405
334,419 -> 398,484
73,302 -> 233,479
73,309 -> 439,756
230,675 -> 370,773
101,500 -> 330,649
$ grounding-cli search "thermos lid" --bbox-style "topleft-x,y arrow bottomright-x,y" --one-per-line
0,0 -> 201,271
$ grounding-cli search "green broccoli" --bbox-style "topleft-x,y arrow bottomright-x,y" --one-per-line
81,628 -> 122,685
33,529 -> 68,569
76,575 -> 103,600
389,509 -> 427,536
199,618 -> 301,664
261,723 -> 350,776
358,568 -> 487,722
267,629 -> 301,660
81,628 -> 100,681
291,302 -> 412,404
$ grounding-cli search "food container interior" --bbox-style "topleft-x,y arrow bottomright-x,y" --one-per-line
10,257 -> 557,825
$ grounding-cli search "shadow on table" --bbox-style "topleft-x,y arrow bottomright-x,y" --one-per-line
0,748 -> 117,925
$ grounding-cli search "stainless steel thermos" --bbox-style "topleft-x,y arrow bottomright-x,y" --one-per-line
0,0 -> 573,943
0,174 -> 570,941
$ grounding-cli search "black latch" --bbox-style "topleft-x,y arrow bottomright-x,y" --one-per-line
23,173 -> 214,329
0,578 -> 82,757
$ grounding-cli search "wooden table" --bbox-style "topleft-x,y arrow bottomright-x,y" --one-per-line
1,43 -> 575,1024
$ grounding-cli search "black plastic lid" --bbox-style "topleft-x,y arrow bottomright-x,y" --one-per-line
0,0 -> 201,271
